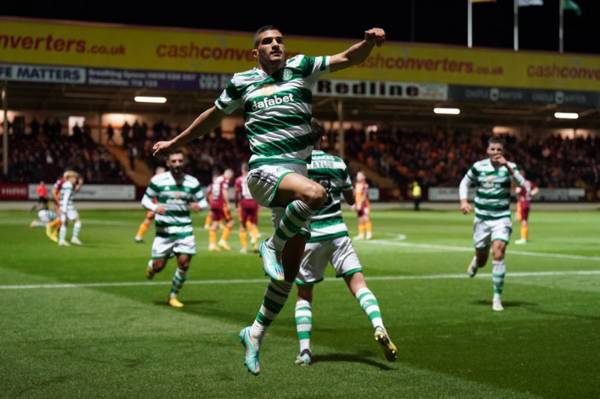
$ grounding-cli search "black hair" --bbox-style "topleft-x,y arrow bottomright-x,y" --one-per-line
253,25 -> 281,48
488,136 -> 505,147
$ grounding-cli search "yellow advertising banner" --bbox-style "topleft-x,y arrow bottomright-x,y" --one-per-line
2,17 -> 600,91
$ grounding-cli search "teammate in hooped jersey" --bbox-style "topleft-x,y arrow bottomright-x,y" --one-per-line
459,137 -> 527,312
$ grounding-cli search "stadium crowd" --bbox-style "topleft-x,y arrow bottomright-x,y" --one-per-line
3,116 -> 599,201
2,117 -> 129,184
345,127 -> 599,197
131,124 -> 252,186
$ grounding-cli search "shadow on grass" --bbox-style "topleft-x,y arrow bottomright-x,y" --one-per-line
472,299 -> 600,320
472,299 -> 536,308
152,299 -> 220,307
312,352 -> 394,371
523,304 -> 600,321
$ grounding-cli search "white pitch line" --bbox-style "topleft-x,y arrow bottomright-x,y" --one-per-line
1,270 -> 600,290
366,240 -> 600,262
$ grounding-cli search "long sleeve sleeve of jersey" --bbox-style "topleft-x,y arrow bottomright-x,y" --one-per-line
459,172 -> 473,200
141,194 -> 158,212
191,185 -> 208,210
141,179 -> 160,212
510,166 -> 526,188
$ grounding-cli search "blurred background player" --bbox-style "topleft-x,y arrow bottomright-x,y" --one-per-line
354,171 -> 372,240
459,137 -> 527,311
203,213 -> 212,230
204,172 -> 224,247
31,180 -> 48,212
58,171 -> 84,246
515,174 -> 538,244
142,150 -> 207,308
46,173 -> 65,242
411,180 -> 422,211
235,163 -> 260,253
208,168 -> 234,251
30,202 -> 57,228
202,169 -> 224,231
134,165 -> 166,243
294,120 -> 397,366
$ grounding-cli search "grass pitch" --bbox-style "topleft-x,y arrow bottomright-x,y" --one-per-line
1,208 -> 599,398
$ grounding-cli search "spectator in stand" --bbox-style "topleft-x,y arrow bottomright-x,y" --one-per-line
121,121 -> 131,148
31,181 -> 49,211
106,124 -> 115,145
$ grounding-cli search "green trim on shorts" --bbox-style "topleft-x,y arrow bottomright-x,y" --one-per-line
492,238 -> 510,245
294,277 -> 324,286
267,170 -> 294,207
337,267 -> 362,278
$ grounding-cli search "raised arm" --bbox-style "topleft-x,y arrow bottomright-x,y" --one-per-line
329,28 -> 386,73
494,155 -> 526,187
153,106 -> 225,156
510,167 -> 526,187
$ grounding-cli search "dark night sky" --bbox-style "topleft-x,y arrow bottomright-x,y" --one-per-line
1,0 -> 598,55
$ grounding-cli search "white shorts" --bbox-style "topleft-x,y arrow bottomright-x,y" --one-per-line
473,217 -> 512,249
296,236 -> 362,285
60,209 -> 79,222
247,162 -> 311,238
247,163 -> 307,207
151,235 -> 196,259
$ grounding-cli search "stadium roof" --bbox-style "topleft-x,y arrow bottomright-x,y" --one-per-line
5,80 -> 597,129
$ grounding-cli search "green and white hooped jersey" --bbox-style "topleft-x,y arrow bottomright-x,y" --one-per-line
460,158 -> 525,221
143,172 -> 205,239
59,181 -> 75,213
215,55 -> 330,169
307,150 -> 353,243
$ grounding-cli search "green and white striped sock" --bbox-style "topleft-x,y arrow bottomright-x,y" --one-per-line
295,299 -> 312,352
492,260 -> 506,299
356,287 -> 384,330
270,200 -> 312,252
169,267 -> 187,297
251,280 -> 293,341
